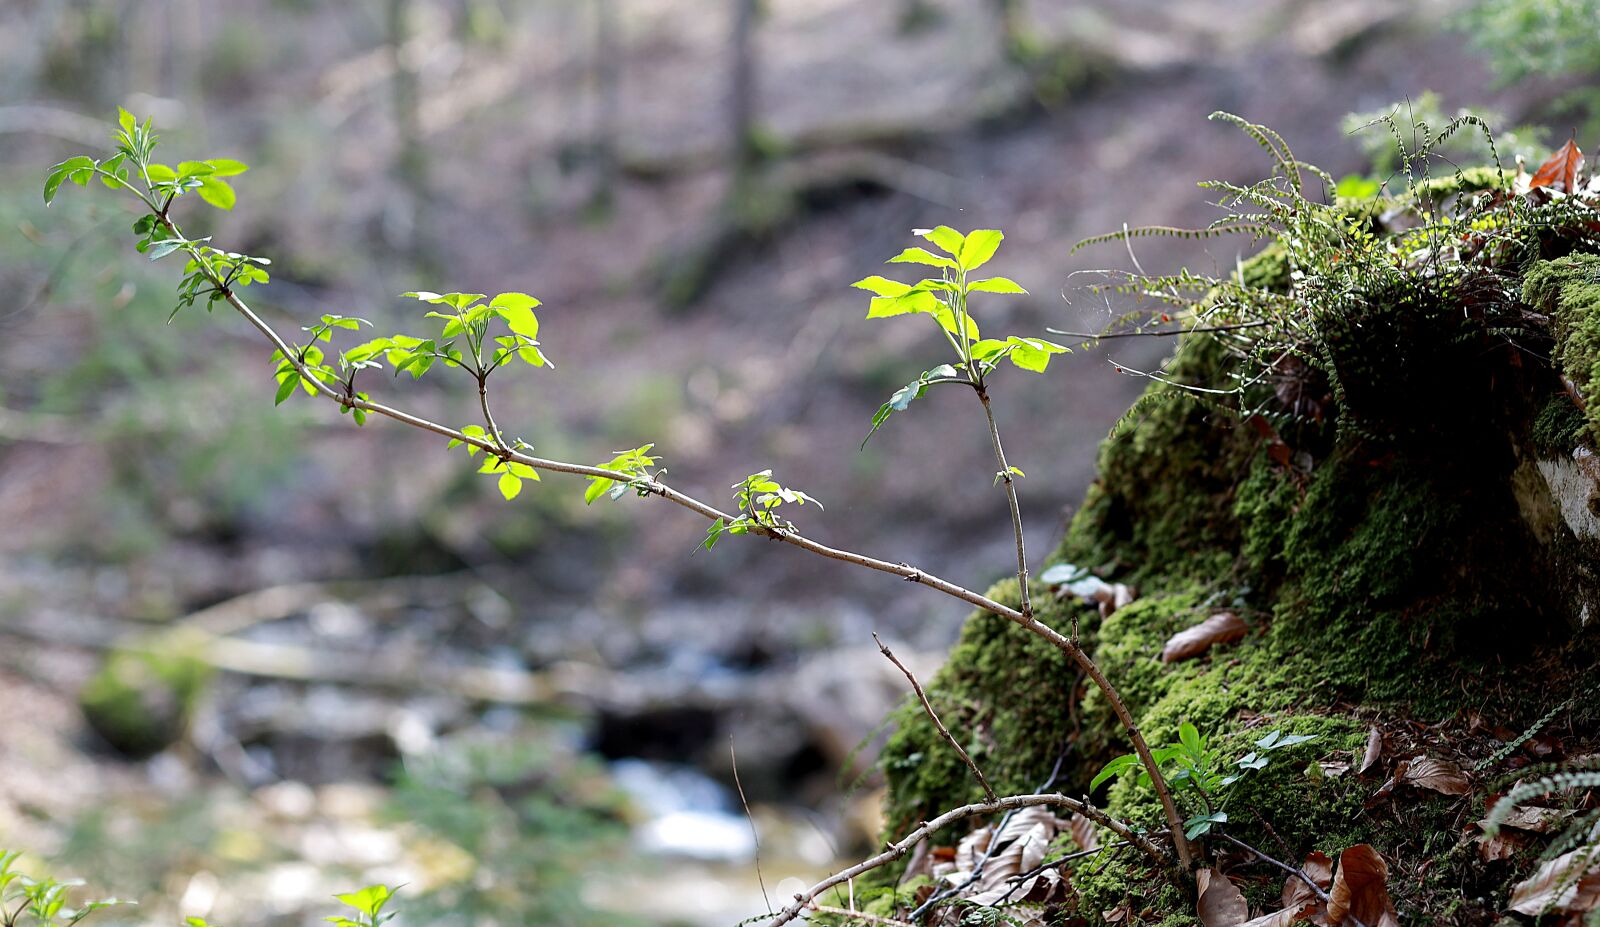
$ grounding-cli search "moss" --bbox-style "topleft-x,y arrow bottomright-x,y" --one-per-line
1526,254 -> 1600,444
1406,165 -> 1511,205
879,578 -> 1080,833
79,637 -> 212,757
1531,394 -> 1587,456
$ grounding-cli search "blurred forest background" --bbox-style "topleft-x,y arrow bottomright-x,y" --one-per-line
0,0 -> 1591,924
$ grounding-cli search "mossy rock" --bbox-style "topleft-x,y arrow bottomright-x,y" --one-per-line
872,245 -> 1600,922
79,639 -> 212,757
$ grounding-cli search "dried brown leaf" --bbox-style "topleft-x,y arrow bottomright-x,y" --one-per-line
1238,901 -> 1322,927
1161,611 -> 1247,663
1359,728 -> 1383,775
1400,755 -> 1471,796
1327,845 -> 1399,927
1198,868 -> 1250,927
1476,829 -> 1521,862
1531,139 -> 1585,194
1508,846 -> 1600,915
1284,851 -> 1334,909
1067,812 -> 1100,852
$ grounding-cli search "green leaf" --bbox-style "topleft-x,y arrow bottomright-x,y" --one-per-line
197,176 -> 236,210
496,471 -> 522,500
177,160 -> 216,178
866,291 -> 942,319
44,157 -> 95,205
147,239 -> 187,261
205,158 -> 250,176
117,107 -> 136,133
959,229 -> 1003,270
1336,174 -> 1380,199
274,377 -> 298,406
1184,811 -> 1227,840
966,276 -> 1027,295
334,885 -> 396,918
146,163 -> 177,183
930,305 -> 980,341
1090,754 -> 1141,790
498,305 -> 539,341
887,247 -> 956,269
489,292 -> 541,313
1004,337 -> 1067,373
1179,722 -> 1203,755
851,275 -> 912,298
916,225 -> 965,256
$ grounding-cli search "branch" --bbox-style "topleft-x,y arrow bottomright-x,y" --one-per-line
874,632 -> 995,803
136,200 -> 1195,872
763,793 -> 1169,927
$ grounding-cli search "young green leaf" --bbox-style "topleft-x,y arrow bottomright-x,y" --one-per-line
1090,753 -> 1141,790
498,471 -> 523,500
197,176 -> 236,210
851,275 -> 913,298
965,276 -> 1028,295
887,247 -> 956,269
958,229 -> 1004,270
915,225 -> 965,255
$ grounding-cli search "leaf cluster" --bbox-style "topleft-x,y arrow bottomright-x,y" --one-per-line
852,226 -> 1067,445
1091,724 -> 1315,839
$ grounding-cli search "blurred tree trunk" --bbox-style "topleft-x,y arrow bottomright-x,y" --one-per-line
589,0 -> 620,214
387,0 -> 429,255
727,0 -> 761,184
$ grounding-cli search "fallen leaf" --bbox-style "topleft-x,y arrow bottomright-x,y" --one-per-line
1481,806 -> 1573,835
1400,756 -> 1471,796
1318,760 -> 1352,778
1285,851 -> 1334,909
1198,868 -> 1250,927
1476,828 -> 1521,862
1162,611 -> 1248,663
1508,846 -> 1600,915
1238,901 -> 1321,927
1067,812 -> 1100,852
1367,759 -> 1408,806
1327,845 -> 1400,927
1530,139 -> 1584,194
1359,728 -> 1383,775
1103,905 -> 1129,924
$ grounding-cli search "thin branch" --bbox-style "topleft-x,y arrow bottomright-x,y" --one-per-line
873,632 -> 995,802
1045,320 -> 1271,340
973,384 -> 1030,622
732,737 -> 773,915
764,793 -> 1168,927
137,203 -> 1196,872
1213,831 -> 1366,927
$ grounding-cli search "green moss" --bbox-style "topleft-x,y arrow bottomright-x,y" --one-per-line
79,638 -> 212,757
879,579 -> 1079,833
1526,254 -> 1600,444
1532,394 -> 1587,455
1406,165 -> 1511,205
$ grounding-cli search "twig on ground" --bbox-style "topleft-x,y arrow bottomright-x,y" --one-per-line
765,793 -> 1169,927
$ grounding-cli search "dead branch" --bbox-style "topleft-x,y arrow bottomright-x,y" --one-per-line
874,632 -> 995,803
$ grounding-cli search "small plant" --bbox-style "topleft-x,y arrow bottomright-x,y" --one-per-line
44,106 -> 1201,913
0,851 -> 130,927
1091,724 -> 1316,839
324,885 -> 400,927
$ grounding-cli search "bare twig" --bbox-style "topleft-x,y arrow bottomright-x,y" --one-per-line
874,632 -> 995,803
1045,320 -> 1271,340
765,793 -> 1169,927
732,737 -> 772,914
1213,831 -> 1367,927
